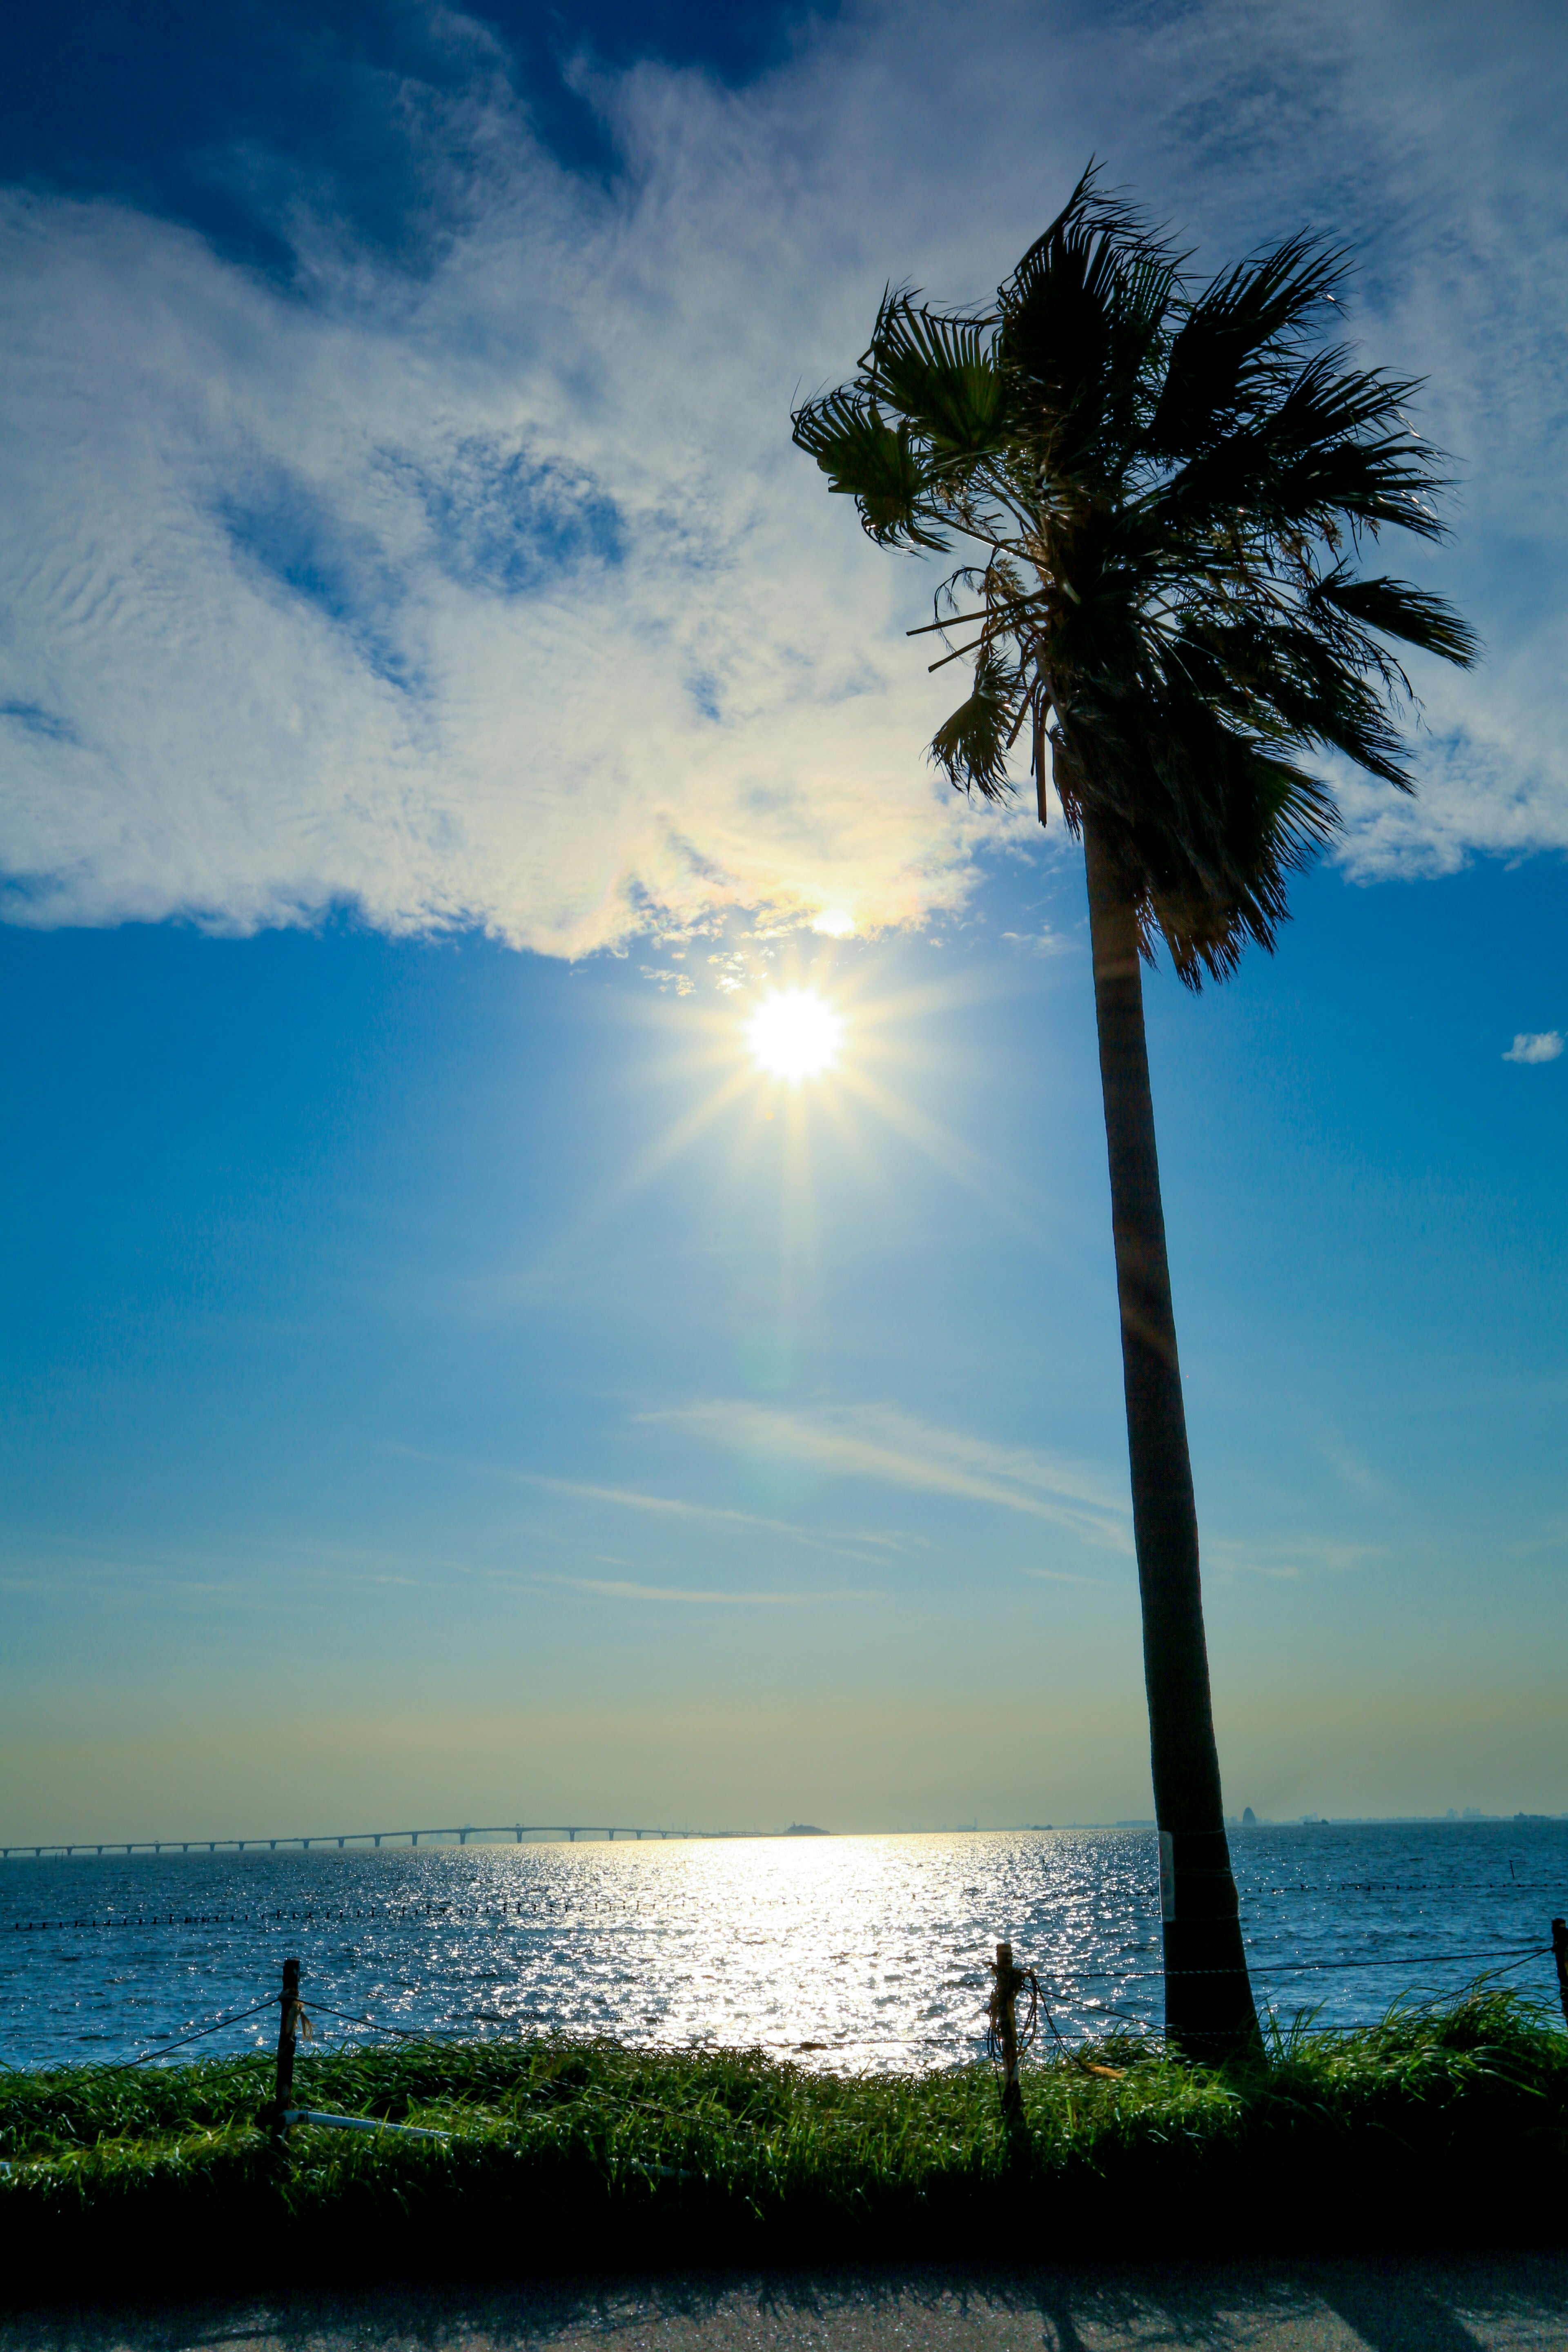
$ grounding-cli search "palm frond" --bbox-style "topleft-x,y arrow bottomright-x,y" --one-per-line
1001,160 -> 1165,306
1147,236 -> 1349,456
790,388 -> 949,551
1150,742 -> 1339,987
997,167 -> 1178,483
930,647 -> 1022,802
1310,569 -> 1479,666
1171,615 -> 1414,791
1149,344 -> 1452,555
862,294 -> 1007,463
1073,688 -> 1341,985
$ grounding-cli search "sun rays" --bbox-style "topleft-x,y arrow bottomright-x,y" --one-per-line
514,938 -> 1037,1295
610,945 -> 1032,1234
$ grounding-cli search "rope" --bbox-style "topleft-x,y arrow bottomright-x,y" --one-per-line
1045,1942 -> 1551,1986
301,1998 -> 543,2045
101,1996 -> 280,2070
301,2000 -> 431,2040
1250,1944 -> 1551,1974
983,1960 -> 1041,2069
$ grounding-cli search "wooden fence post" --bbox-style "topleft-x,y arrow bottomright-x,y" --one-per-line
1551,1920 -> 1568,2031
272,1956 -> 301,2136
993,1940 -> 1023,2124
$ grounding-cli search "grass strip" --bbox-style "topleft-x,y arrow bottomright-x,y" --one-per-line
2,1987 -> 1564,2299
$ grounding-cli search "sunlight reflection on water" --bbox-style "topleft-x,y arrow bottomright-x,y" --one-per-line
2,1822 -> 1563,2070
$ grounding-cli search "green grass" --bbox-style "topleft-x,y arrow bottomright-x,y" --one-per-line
2,1988 -> 1565,2299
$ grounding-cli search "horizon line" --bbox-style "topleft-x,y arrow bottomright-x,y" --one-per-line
5,1811 -> 1565,1860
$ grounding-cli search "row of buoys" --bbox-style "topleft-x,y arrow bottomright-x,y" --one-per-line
11,1916 -> 245,1931
1249,1880 -> 1546,1895
4,1879 -> 1374,1938
9,1901 -> 559,1932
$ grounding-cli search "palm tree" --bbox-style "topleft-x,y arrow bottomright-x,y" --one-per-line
792,169 -> 1476,2060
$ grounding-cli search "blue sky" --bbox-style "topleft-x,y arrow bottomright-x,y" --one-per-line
1,0 -> 1564,1840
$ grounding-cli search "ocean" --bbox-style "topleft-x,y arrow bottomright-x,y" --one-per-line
2,1820 -> 1563,2073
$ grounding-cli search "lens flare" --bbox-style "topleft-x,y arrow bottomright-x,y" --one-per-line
747,989 -> 842,1082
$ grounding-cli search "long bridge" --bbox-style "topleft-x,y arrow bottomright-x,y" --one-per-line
1,1821 -> 824,1860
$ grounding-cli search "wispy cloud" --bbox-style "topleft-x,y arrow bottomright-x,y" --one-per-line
1504,1031 -> 1564,1064
1205,1535 -> 1383,1580
1,1 -> 1562,943
646,1399 -> 1132,1551
391,1448 -> 909,1564
1319,1434 -> 1392,1506
535,1573 -> 880,1607
1000,927 -> 1070,958
508,1470 -> 812,1537
526,1471 -> 922,1566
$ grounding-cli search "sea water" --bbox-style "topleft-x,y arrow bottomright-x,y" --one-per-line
1,1820 -> 1563,2072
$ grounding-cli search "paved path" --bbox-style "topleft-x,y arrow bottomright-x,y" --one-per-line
5,2257 -> 1568,2352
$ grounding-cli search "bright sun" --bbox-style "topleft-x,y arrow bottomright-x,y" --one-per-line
747,989 -> 842,1082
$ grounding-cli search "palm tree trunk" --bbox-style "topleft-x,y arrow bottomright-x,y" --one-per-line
1083,815 -> 1261,2062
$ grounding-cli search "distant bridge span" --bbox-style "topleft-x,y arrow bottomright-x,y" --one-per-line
2,1822 -> 824,1860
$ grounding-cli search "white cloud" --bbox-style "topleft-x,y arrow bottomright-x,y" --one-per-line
0,177 -> 987,953
0,0 -> 1564,947
1503,1031 -> 1564,1064
1001,926 -> 1070,958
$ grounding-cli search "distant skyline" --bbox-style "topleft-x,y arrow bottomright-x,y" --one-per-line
2,0 -> 1565,1840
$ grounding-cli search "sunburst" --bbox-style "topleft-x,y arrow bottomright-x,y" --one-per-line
747,990 -> 842,1082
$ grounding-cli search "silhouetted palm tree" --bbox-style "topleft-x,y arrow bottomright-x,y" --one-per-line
793,169 -> 1476,2060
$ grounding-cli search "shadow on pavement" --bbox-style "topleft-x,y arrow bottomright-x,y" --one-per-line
4,2253 -> 1568,2352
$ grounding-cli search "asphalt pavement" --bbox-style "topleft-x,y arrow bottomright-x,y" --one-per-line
5,2256 -> 1568,2352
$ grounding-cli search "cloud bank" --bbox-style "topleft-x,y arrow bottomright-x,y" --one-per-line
1,0 -> 1564,952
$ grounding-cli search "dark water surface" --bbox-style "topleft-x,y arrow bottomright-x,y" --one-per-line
2,1821 -> 1563,2071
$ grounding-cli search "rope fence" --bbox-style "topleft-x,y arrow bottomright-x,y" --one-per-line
3,1927 -> 1564,2177
9,1911 -> 1562,2091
